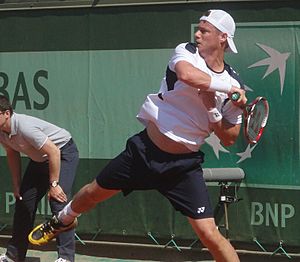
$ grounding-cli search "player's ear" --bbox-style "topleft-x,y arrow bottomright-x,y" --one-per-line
219,32 -> 227,43
220,32 -> 229,49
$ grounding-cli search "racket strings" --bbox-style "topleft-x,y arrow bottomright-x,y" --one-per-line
245,98 -> 269,144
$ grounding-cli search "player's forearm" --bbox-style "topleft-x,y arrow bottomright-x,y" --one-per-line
211,120 -> 241,146
175,61 -> 234,93
175,61 -> 211,90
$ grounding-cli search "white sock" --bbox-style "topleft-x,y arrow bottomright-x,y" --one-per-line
58,201 -> 80,225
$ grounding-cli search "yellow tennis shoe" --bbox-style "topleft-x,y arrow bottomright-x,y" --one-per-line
28,215 -> 77,246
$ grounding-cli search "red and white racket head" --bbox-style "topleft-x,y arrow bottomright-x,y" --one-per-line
244,97 -> 269,144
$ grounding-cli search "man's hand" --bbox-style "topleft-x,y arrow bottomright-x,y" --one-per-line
229,87 -> 247,107
13,188 -> 22,201
48,185 -> 67,203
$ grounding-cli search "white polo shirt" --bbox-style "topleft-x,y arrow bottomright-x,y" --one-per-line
137,42 -> 243,152
0,113 -> 71,162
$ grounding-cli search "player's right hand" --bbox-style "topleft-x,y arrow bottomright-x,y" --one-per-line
229,87 -> 247,107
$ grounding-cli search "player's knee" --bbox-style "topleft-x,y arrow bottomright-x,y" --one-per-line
196,225 -> 223,249
200,226 -> 218,243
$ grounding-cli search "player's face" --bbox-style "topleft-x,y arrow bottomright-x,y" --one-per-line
194,21 -> 223,54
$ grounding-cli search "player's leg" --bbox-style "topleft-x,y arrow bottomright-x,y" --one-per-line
58,180 -> 120,226
28,180 -> 120,245
188,217 -> 239,262
157,151 -> 239,262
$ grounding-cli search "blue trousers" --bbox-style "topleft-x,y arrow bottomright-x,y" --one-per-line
6,139 -> 79,262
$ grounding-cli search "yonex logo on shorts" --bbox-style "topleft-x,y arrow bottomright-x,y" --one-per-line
197,207 -> 206,213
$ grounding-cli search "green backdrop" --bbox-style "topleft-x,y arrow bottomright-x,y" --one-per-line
0,0 -> 299,248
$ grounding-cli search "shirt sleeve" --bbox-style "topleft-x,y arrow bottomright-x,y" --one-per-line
21,125 -> 48,150
169,43 -> 196,71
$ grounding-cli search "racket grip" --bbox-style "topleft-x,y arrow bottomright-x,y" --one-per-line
231,92 -> 240,101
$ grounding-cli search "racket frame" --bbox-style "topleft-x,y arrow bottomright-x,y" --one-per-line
243,96 -> 269,144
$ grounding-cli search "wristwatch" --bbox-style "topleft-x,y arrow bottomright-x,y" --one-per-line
50,180 -> 59,188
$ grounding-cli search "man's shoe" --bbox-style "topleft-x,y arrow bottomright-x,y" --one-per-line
0,253 -> 24,262
28,215 -> 78,246
0,254 -> 17,262
54,258 -> 70,262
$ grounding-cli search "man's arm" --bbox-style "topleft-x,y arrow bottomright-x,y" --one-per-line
5,146 -> 22,199
201,91 -> 241,146
175,60 -> 246,105
211,120 -> 241,146
175,61 -> 211,90
39,139 -> 67,203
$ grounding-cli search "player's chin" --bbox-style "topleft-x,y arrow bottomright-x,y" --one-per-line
197,44 -> 205,53
195,41 -> 201,47
195,42 -> 203,51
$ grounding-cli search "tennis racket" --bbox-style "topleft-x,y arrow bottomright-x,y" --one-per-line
231,92 -> 269,144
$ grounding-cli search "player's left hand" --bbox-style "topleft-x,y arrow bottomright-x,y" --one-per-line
48,185 -> 67,203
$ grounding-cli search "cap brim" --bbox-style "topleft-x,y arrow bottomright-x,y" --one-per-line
227,37 -> 238,53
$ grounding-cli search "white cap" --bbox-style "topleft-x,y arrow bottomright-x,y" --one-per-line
199,9 -> 237,53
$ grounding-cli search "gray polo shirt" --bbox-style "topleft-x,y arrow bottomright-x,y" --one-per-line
0,113 -> 71,162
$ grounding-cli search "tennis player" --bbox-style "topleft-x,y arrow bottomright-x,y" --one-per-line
29,9 -> 247,262
0,96 -> 79,262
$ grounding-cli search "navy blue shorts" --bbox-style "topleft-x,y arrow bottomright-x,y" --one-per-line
96,129 -> 213,219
